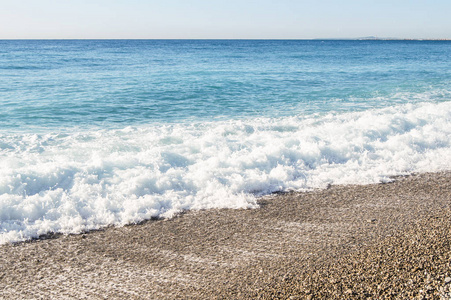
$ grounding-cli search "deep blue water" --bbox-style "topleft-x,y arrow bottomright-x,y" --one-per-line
1,40 -> 450,131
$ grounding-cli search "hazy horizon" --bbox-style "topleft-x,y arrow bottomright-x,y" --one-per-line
1,38 -> 450,41
1,0 -> 451,40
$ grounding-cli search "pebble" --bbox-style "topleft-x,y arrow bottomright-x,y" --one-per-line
2,172 -> 451,300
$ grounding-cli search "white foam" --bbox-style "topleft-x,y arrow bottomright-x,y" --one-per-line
1,101 -> 451,244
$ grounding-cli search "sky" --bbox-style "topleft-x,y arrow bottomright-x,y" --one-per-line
1,0 -> 450,39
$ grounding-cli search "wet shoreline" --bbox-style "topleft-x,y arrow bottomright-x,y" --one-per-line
1,171 -> 450,299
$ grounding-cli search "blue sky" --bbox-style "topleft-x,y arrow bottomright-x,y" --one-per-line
1,0 -> 450,39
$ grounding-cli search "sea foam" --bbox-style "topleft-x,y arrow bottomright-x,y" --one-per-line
1,101 -> 450,244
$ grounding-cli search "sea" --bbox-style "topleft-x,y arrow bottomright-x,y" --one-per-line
1,40 -> 450,244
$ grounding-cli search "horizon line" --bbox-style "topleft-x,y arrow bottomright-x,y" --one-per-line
1,37 -> 451,41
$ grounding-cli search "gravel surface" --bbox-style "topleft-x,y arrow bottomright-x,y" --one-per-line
1,172 -> 450,299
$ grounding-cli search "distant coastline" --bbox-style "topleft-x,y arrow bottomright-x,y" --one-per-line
354,36 -> 451,41
312,36 -> 451,41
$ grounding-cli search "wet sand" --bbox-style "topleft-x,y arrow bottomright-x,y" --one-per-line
1,172 -> 450,299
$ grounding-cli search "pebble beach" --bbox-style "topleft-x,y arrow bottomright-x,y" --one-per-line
1,171 -> 450,299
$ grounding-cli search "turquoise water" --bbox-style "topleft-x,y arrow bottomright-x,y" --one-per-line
1,40 -> 450,130
1,40 -> 451,243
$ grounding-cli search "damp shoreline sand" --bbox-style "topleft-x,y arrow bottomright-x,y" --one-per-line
1,171 -> 450,299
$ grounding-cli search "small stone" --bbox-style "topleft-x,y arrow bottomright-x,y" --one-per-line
445,277 -> 451,284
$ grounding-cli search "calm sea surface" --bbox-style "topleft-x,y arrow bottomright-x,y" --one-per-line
1,40 -> 450,129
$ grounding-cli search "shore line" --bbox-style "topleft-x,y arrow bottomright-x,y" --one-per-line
1,171 -> 450,299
